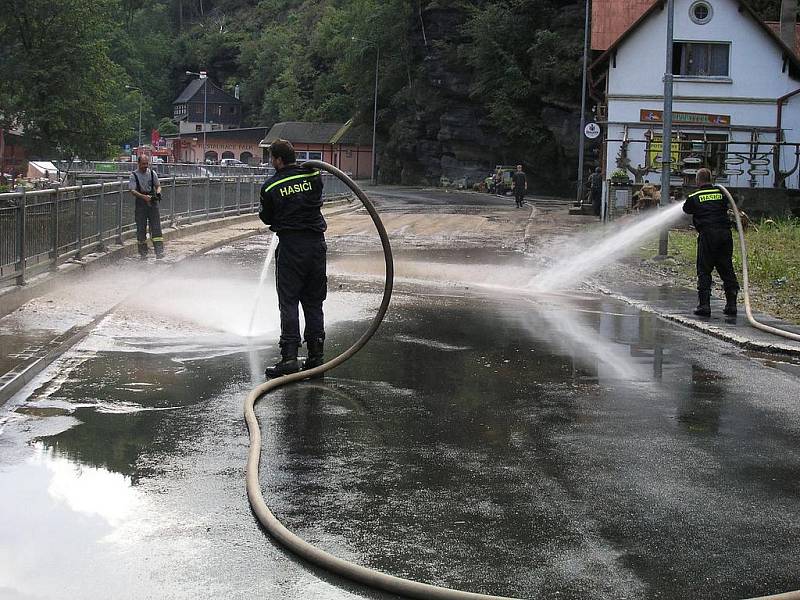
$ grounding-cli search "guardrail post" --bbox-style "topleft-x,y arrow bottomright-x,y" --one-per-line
170,175 -> 176,227
75,183 -> 83,259
205,175 -> 210,220
16,189 -> 27,285
221,174 -> 226,215
50,186 -> 60,269
187,175 -> 192,224
97,182 -> 106,251
236,175 -> 241,215
116,178 -> 124,245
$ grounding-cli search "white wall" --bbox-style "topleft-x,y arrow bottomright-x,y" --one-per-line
604,0 -> 800,188
608,0 -> 798,101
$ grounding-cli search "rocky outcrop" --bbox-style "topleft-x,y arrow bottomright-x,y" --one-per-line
377,1 -> 583,195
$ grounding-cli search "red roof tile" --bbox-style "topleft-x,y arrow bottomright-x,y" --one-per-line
765,21 -> 800,56
591,0 -> 657,51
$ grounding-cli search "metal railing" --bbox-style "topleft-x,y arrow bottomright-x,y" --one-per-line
1,173 -> 352,286
605,137 -> 800,190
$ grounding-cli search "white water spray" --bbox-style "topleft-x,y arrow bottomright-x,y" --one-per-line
528,203 -> 686,292
247,233 -> 279,336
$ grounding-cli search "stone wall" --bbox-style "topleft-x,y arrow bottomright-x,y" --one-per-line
734,187 -> 800,219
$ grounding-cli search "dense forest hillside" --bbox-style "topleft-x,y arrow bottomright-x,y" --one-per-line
0,0 -> 789,192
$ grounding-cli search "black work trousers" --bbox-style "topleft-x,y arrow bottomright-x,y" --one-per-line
591,188 -> 602,216
275,231 -> 327,348
135,199 -> 164,256
696,228 -> 739,294
514,189 -> 525,207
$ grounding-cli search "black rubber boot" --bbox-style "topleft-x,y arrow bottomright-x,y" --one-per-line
265,344 -> 300,378
723,290 -> 738,316
694,291 -> 711,317
303,338 -> 325,377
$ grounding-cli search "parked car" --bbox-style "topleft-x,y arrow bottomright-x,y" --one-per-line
220,158 -> 245,167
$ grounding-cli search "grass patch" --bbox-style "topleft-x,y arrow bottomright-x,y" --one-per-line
638,219 -> 800,324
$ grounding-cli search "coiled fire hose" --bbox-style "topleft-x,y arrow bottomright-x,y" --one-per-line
244,163 -> 800,600
719,185 -> 800,343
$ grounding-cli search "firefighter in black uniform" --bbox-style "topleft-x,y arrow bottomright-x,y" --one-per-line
512,164 -> 527,208
259,139 -> 327,378
682,168 -> 739,317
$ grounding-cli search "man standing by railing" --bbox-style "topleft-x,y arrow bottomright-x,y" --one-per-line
129,155 -> 165,259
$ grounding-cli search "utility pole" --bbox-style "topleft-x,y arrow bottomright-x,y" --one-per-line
576,0 -> 591,205
351,37 -> 379,184
186,71 -> 209,163
125,85 -> 143,151
659,0 -> 675,257
372,45 -> 379,185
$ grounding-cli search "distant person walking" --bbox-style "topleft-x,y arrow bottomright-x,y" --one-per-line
588,167 -> 603,217
129,155 -> 165,259
512,164 -> 527,208
682,168 -> 739,317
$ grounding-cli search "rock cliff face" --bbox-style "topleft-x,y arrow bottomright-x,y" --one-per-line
378,2 -> 583,195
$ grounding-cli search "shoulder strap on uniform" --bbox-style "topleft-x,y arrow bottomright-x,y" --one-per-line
133,170 -> 143,194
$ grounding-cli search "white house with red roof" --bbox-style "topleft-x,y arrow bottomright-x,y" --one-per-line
590,0 -> 800,192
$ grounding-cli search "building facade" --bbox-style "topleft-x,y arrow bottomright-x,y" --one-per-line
173,78 -> 242,135
166,127 -> 267,164
260,120 -> 374,179
591,0 -> 800,192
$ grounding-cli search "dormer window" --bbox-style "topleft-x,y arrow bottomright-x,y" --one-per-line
673,42 -> 730,77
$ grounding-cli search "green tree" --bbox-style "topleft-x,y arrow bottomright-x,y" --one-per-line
0,0 -> 128,158
157,117 -> 179,135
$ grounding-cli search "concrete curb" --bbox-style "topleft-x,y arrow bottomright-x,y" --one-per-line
593,283 -> 800,357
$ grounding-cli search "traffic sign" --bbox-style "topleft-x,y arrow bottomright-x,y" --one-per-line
584,122 -> 601,139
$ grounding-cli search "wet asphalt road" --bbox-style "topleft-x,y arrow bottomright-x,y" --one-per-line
1,191 -> 799,600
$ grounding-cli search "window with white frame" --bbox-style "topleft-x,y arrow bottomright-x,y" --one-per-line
296,151 -> 323,161
672,42 -> 730,77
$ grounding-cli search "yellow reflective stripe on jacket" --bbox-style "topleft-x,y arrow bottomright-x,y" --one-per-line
689,189 -> 724,203
263,171 -> 320,194
151,237 -> 164,241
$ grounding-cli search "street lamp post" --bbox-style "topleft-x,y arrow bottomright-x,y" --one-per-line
658,0 -> 675,257
576,0 -> 591,205
125,85 -> 143,151
186,70 -> 208,163
351,37 -> 379,185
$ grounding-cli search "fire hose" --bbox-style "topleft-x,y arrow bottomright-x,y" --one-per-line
720,185 -> 800,342
243,163 -> 800,599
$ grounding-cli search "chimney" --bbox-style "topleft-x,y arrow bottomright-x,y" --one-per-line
780,0 -> 796,52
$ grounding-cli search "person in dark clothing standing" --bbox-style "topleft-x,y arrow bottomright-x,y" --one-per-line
259,139 -> 327,378
512,164 -> 527,208
682,168 -> 739,317
588,167 -> 603,217
129,155 -> 165,259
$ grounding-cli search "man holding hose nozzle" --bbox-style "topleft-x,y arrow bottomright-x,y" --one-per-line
259,139 -> 327,378
682,168 -> 739,317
